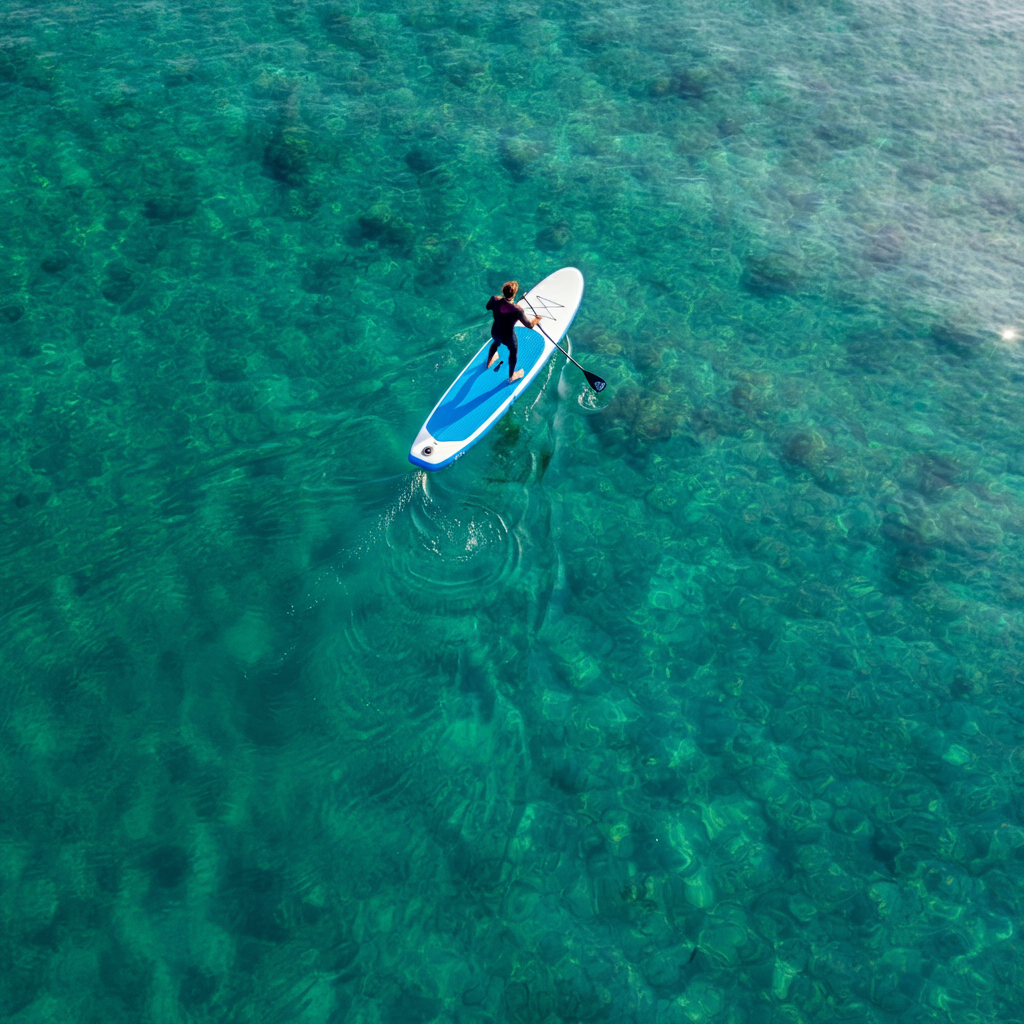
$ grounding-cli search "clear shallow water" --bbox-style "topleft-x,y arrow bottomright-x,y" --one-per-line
2,1 -> 1024,1021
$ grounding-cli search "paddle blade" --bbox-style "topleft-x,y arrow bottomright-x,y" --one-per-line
584,370 -> 607,393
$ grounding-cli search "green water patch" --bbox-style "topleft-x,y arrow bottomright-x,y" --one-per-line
2,1 -> 1024,1022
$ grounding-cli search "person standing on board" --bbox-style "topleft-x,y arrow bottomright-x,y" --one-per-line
486,280 -> 542,383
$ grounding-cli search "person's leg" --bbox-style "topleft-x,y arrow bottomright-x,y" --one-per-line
508,335 -> 523,381
487,339 -> 501,368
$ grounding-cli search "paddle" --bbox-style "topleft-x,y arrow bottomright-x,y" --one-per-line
521,297 -> 607,393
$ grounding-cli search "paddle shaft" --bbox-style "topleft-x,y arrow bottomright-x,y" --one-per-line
520,298 -> 586,370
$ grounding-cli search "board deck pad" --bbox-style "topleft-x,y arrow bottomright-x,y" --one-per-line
409,267 -> 584,471
427,326 -> 544,442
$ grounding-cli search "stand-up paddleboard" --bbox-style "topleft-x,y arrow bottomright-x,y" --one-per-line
409,267 -> 584,471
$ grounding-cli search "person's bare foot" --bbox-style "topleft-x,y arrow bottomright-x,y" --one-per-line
487,352 -> 499,368
509,369 -> 524,383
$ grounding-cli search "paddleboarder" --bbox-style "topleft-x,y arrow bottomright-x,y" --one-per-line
486,280 -> 542,383
409,268 -> 595,470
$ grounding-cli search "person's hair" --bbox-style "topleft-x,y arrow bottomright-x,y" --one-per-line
502,280 -> 518,299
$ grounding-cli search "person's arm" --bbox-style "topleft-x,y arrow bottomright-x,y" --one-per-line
516,304 -> 542,329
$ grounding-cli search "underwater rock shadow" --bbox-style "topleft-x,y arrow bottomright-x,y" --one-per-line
741,252 -> 804,297
930,322 -> 986,361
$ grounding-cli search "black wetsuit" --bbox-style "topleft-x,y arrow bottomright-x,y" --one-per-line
486,295 -> 531,376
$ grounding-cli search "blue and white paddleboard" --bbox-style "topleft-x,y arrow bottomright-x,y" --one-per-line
409,267 -> 584,471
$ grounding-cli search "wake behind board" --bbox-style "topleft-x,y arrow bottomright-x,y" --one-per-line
409,267 -> 584,471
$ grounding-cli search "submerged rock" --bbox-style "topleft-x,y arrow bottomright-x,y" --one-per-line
41,252 -> 69,273
143,195 -> 197,222
781,429 -> 826,470
649,68 -> 712,99
742,252 -> 802,296
498,135 -> 539,181
813,122 -> 867,149
145,844 -> 190,889
536,222 -> 571,251
404,146 -> 439,175
356,204 -> 415,252
205,348 -> 247,382
263,126 -> 311,186
930,322 -> 984,360
101,263 -> 136,304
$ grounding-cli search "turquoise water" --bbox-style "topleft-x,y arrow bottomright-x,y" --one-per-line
2,0 -> 1024,1020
